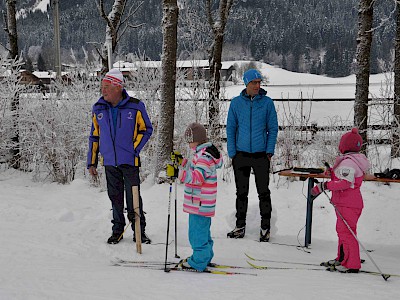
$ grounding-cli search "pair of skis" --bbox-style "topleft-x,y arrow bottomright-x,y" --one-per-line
112,259 -> 257,276
244,253 -> 396,280
113,254 -> 399,279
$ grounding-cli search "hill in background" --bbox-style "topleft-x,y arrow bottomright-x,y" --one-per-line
0,0 -> 396,77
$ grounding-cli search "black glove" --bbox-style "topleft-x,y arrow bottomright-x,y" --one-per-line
127,211 -> 136,222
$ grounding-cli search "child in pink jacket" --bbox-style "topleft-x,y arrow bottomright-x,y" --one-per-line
177,123 -> 223,272
312,128 -> 370,273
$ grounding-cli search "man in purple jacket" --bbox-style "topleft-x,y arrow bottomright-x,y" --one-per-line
87,69 -> 153,244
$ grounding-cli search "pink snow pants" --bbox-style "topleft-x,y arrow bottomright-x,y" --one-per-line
335,206 -> 362,269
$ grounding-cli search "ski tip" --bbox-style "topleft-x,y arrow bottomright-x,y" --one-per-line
164,268 -> 171,273
244,253 -> 255,260
246,260 -> 267,269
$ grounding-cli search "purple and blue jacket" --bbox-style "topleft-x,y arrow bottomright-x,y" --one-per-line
87,90 -> 153,168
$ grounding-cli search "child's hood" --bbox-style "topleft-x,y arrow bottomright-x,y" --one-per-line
334,152 -> 370,174
196,142 -> 223,168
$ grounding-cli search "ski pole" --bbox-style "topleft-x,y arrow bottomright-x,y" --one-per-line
322,190 -> 390,281
118,221 -> 132,242
174,178 -> 180,258
164,179 -> 173,272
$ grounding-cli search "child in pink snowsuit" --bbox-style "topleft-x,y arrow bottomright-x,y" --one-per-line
312,128 -> 370,273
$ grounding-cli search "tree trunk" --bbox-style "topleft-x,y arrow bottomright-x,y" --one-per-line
206,0 -> 234,145
208,37 -> 222,145
5,0 -> 20,169
154,0 -> 179,182
98,0 -> 127,73
392,2 -> 400,158
354,0 -> 373,154
6,0 -> 18,58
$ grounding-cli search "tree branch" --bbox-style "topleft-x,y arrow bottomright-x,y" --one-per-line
96,0 -> 115,33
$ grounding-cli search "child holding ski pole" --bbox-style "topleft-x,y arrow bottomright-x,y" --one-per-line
311,128 -> 370,273
176,123 -> 223,272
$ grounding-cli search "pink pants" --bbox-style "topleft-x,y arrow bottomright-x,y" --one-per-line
335,206 -> 362,269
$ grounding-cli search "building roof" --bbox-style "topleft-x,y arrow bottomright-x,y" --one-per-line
112,60 -> 235,71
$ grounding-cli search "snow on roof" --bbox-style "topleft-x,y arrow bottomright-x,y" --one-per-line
112,60 -> 235,71
32,71 -> 69,79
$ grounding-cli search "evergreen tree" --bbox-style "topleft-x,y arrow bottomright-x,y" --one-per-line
24,55 -> 34,72
37,53 -> 46,71
0,0 -> 396,77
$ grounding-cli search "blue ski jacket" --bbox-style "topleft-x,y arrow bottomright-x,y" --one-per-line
87,90 -> 153,168
226,88 -> 278,158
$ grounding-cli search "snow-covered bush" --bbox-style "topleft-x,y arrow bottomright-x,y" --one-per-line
18,71 -> 98,183
0,58 -> 25,166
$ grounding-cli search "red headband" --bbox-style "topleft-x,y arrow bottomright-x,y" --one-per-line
102,75 -> 123,87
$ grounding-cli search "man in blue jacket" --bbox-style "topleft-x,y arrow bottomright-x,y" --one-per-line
226,69 -> 278,242
87,69 -> 153,244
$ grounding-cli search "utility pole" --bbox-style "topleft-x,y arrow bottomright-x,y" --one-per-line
52,0 -> 61,79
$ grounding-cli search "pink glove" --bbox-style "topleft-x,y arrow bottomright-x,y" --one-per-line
311,182 -> 325,197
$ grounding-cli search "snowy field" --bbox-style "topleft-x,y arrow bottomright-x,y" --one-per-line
1,65 -> 399,299
1,167 -> 399,300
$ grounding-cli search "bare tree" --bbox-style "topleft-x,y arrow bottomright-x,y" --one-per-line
96,0 -> 144,73
354,0 -> 374,153
154,0 -> 179,182
206,0 -> 234,144
392,0 -> 400,158
3,0 -> 20,169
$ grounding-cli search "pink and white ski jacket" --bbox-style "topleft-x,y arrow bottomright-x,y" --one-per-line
326,153 -> 370,209
178,142 -> 223,217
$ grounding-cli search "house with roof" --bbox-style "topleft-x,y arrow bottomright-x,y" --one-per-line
108,60 -> 236,85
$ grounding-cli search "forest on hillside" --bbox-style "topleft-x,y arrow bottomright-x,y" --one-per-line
0,0 -> 397,77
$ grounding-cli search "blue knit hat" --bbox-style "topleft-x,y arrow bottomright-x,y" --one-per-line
243,69 -> 262,86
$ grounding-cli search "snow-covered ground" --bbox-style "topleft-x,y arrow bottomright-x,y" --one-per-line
1,166 -> 399,300
1,66 -> 399,299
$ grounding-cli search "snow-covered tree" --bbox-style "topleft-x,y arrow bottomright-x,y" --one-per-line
154,0 -> 179,182
392,0 -> 400,158
206,0 -> 234,144
96,0 -> 144,73
354,0 -> 374,153
3,0 -> 21,169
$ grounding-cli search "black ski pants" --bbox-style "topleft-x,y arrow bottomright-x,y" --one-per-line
232,151 -> 272,230
105,165 -> 146,234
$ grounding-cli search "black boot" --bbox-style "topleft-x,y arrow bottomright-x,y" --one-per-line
107,232 -> 123,244
133,232 -> 152,244
259,228 -> 270,242
335,265 -> 359,273
320,259 -> 341,267
227,226 -> 245,238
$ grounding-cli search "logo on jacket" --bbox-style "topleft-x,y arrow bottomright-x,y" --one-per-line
340,168 -> 350,178
97,113 -> 103,120
127,112 -> 133,120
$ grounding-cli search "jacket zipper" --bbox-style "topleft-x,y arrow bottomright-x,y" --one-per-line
250,97 -> 253,152
108,108 -> 118,166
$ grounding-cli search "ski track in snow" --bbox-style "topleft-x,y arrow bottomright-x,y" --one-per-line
1,168 -> 399,300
